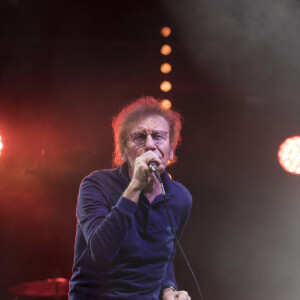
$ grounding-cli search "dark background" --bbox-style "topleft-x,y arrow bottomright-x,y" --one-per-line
0,1 -> 300,299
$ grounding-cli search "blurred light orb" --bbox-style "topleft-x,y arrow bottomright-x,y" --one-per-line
160,63 -> 172,74
278,136 -> 300,174
160,26 -> 171,37
161,44 -> 172,56
160,81 -> 172,92
0,136 -> 3,156
160,99 -> 172,110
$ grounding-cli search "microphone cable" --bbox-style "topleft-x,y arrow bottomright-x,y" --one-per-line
153,167 -> 204,300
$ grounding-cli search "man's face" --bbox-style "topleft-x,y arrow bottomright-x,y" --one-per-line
122,115 -> 174,177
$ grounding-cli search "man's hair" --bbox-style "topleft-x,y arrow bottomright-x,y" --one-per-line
112,96 -> 183,167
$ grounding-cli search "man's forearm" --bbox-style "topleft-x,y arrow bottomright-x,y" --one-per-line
122,179 -> 142,203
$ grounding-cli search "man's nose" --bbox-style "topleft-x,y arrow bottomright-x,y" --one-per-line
144,134 -> 157,150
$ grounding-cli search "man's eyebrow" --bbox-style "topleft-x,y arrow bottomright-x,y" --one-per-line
132,130 -> 167,134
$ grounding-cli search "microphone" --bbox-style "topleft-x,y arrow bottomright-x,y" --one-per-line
149,161 -> 159,173
149,161 -> 166,195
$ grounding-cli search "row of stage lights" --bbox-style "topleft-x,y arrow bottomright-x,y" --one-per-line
159,26 -> 172,110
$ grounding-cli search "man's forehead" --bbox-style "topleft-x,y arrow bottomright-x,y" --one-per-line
128,115 -> 169,133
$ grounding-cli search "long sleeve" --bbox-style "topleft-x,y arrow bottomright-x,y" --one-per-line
77,176 -> 137,264
162,248 -> 178,289
70,167 -> 193,300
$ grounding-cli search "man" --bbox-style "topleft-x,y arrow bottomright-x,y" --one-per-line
69,96 -> 192,300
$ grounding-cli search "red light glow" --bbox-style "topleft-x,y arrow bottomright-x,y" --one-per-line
0,136 -> 3,155
278,136 -> 300,174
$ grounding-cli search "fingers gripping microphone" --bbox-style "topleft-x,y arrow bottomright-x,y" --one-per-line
149,162 -> 165,195
149,161 -> 159,173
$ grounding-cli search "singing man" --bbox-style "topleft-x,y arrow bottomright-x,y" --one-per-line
69,96 -> 192,300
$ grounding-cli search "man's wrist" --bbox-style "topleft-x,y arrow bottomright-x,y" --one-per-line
164,285 -> 177,292
122,180 -> 141,203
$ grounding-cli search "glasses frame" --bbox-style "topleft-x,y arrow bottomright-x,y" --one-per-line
126,130 -> 169,147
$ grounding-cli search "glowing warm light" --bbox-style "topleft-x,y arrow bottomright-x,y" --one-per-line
160,26 -> 171,37
161,44 -> 172,56
160,99 -> 172,110
278,136 -> 300,174
160,63 -> 172,74
160,81 -> 172,92
0,136 -> 3,156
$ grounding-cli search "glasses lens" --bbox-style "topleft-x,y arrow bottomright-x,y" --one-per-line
152,131 -> 168,144
131,132 -> 147,146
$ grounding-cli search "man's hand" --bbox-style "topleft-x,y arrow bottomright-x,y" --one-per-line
163,287 -> 191,300
130,150 -> 161,189
123,150 -> 162,203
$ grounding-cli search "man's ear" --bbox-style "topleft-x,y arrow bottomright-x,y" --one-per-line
122,149 -> 127,162
169,150 -> 174,161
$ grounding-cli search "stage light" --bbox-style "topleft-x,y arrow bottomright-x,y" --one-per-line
160,99 -> 172,110
160,26 -> 171,38
160,63 -> 172,74
161,44 -> 172,56
0,136 -> 3,155
160,81 -> 172,92
278,136 -> 300,174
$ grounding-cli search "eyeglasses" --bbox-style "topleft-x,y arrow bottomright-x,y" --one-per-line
127,130 -> 169,147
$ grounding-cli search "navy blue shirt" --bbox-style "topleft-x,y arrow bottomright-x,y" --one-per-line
69,164 -> 192,300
